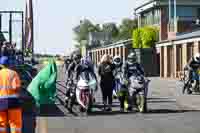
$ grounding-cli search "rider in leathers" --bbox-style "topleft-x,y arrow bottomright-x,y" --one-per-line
112,55 -> 127,112
73,56 -> 97,86
123,52 -> 144,111
183,53 -> 200,93
65,53 -> 82,103
64,56 -> 72,74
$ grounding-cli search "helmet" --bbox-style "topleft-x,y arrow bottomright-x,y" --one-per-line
0,56 -> 9,65
194,53 -> 200,63
113,56 -> 121,66
73,52 -> 81,64
81,56 -> 90,66
127,52 -> 137,65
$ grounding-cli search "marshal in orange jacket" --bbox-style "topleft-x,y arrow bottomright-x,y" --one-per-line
0,68 -> 21,110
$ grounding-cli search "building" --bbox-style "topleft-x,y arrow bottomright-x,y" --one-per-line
157,30 -> 200,79
135,0 -> 200,41
135,0 -> 200,79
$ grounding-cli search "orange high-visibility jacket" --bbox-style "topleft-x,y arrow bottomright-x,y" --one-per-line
0,68 -> 21,110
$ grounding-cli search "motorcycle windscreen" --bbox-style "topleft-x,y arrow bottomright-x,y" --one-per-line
79,71 -> 97,90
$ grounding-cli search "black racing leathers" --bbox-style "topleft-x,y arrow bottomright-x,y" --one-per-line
65,62 -> 77,98
184,57 -> 200,89
73,63 -> 97,84
123,62 -> 144,79
123,62 -> 144,110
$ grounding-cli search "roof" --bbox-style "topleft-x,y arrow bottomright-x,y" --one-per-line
135,0 -> 200,14
176,30 -> 200,40
135,0 -> 155,11
157,29 -> 200,45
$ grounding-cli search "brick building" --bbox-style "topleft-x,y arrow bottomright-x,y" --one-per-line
157,30 -> 200,79
135,0 -> 200,41
135,0 -> 200,78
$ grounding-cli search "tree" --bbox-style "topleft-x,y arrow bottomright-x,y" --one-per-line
118,18 -> 137,40
73,19 -> 100,47
132,26 -> 159,48
141,27 -> 159,48
102,23 -> 119,39
132,28 -> 142,48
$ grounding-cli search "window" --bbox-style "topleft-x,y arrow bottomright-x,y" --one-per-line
198,8 -> 200,18
176,6 -> 196,17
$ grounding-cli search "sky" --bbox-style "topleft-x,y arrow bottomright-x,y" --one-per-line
0,0 -> 147,55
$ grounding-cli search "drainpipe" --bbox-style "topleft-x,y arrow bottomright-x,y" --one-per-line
169,0 -> 171,32
174,0 -> 177,32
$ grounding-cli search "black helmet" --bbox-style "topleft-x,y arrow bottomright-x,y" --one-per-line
127,52 -> 137,65
73,52 -> 81,64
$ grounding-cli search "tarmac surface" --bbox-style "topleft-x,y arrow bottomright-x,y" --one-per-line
32,66 -> 200,133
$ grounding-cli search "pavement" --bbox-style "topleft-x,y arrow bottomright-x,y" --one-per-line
34,66 -> 200,133
149,77 -> 200,110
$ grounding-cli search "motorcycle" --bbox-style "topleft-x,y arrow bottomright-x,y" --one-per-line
128,72 -> 150,113
183,68 -> 200,94
76,71 -> 97,114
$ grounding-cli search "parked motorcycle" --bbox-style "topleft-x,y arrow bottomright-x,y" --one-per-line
128,72 -> 150,113
76,72 -> 97,114
183,69 -> 200,94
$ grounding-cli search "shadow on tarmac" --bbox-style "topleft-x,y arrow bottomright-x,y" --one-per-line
146,109 -> 198,114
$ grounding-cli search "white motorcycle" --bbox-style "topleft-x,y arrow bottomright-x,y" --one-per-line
128,72 -> 150,113
76,71 -> 97,114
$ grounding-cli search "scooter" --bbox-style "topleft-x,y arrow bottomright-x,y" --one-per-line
128,72 -> 150,113
76,72 -> 97,114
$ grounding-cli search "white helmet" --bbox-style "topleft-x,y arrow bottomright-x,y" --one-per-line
113,55 -> 121,66
194,53 -> 200,63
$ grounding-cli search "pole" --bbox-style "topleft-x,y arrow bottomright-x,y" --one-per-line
169,0 -> 172,32
22,12 -> 25,61
31,0 -> 34,58
174,0 -> 177,32
9,13 -> 12,44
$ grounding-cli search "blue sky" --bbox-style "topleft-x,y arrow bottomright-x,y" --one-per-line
0,0 -> 146,55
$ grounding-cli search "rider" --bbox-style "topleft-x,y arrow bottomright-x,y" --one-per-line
65,52 -> 82,103
113,55 -> 127,112
112,55 -> 123,97
123,52 -> 144,111
64,56 -> 72,73
73,56 -> 97,89
184,53 -> 200,93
